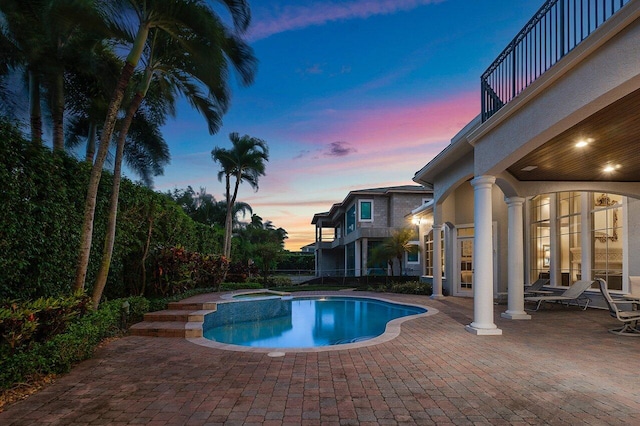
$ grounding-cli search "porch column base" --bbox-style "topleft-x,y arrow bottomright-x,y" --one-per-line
501,311 -> 531,320
430,293 -> 446,300
465,324 -> 503,335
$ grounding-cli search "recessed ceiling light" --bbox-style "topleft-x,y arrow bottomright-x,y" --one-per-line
603,165 -> 615,173
575,140 -> 588,148
521,165 -> 538,172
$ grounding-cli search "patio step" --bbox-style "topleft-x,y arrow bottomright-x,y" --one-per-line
129,321 -> 203,338
129,302 -> 217,338
167,301 -> 217,311
143,309 -> 213,322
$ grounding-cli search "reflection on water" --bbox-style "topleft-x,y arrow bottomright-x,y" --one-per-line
203,297 -> 426,348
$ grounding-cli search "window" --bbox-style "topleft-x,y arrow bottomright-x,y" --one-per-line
424,230 -> 434,276
346,242 -> 355,276
557,192 -> 581,287
592,193 -> 623,291
530,195 -> 551,282
359,200 -> 373,222
346,205 -> 356,234
406,243 -> 419,263
423,228 -> 444,277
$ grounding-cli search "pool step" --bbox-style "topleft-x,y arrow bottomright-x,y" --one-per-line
167,301 -> 217,311
129,303 -> 217,338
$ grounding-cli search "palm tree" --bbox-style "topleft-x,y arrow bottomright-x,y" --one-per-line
212,133 -> 269,259
368,228 -> 418,276
90,24 -> 255,307
74,0 -> 252,292
0,0 -> 106,149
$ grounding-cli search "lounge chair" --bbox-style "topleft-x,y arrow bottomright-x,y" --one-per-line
597,278 -> 640,336
524,278 -> 550,296
524,280 -> 594,311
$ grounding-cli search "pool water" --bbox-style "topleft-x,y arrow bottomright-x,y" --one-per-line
203,296 -> 426,348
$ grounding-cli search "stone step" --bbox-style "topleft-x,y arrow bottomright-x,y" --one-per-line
129,321 -> 203,338
143,309 -> 214,322
167,301 -> 217,311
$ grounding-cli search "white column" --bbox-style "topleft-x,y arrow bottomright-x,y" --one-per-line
431,224 -> 444,299
502,197 -> 531,320
466,175 -> 502,335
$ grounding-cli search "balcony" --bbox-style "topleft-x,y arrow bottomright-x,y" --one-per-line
481,0 -> 632,122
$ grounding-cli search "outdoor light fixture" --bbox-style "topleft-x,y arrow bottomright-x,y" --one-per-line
521,165 -> 538,171
603,165 -> 615,173
575,138 -> 593,148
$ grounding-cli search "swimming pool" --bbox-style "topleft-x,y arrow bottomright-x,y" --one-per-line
202,296 -> 427,349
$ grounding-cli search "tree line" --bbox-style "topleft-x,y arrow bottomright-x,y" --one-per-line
0,1 -> 280,306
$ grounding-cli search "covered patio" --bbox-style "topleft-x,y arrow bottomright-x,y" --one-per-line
0,292 -> 639,425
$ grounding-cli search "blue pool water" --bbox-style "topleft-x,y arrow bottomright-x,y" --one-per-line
203,296 -> 426,348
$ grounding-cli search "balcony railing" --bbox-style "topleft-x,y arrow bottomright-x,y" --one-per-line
481,0 -> 631,122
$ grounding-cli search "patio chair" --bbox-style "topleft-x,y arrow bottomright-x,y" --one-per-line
524,280 -> 594,311
524,278 -> 550,296
597,278 -> 640,336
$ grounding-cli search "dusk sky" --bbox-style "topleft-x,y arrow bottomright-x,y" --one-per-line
151,0 -> 544,250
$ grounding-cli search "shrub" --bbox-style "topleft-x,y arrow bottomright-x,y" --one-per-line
152,246 -> 228,297
0,297 -> 135,390
389,281 -> 433,295
225,261 -> 259,283
0,292 -> 91,354
266,275 -> 293,287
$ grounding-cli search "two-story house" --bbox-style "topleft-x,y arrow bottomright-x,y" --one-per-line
312,185 -> 432,277
411,0 -> 640,334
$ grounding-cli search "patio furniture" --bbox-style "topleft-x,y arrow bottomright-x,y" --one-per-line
524,278 -> 550,296
524,280 -> 594,311
597,278 -> 640,336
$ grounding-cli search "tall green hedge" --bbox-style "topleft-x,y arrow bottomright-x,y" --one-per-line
0,119 -> 222,301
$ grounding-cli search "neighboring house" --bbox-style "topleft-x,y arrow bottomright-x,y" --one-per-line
411,0 -> 640,335
300,243 -> 316,254
312,185 -> 433,277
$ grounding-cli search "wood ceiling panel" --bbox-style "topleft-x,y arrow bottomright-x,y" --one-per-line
508,87 -> 640,182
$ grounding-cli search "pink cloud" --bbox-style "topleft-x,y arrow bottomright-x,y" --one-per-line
250,0 -> 445,41
288,90 -> 479,148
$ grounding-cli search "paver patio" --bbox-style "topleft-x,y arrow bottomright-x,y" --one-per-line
1,291 -> 639,425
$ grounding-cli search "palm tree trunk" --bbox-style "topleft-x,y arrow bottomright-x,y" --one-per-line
28,69 -> 42,146
92,92 -> 144,308
74,24 -> 150,292
140,208 -> 155,296
51,71 -> 65,152
73,62 -> 136,292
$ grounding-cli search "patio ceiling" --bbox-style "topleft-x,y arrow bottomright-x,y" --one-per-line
507,86 -> 640,182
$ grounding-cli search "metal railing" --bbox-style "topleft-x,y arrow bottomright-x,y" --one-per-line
481,0 -> 631,122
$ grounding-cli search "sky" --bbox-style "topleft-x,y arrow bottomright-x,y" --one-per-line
151,0 -> 544,251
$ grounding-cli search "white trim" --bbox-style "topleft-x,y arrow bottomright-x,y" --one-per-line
406,241 -> 420,264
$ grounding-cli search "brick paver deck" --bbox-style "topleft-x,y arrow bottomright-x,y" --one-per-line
1,292 -> 639,425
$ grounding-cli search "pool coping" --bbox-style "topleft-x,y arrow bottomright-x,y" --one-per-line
186,294 -> 438,353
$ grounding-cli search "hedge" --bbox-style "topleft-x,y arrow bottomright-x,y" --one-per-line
0,118 -> 222,301
0,297 -> 135,390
